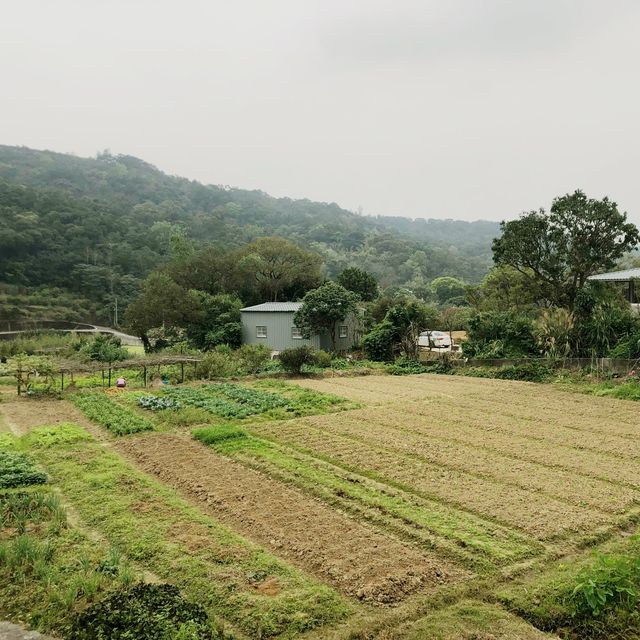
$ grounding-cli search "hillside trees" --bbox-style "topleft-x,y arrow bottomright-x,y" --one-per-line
430,276 -> 467,305
493,190 -> 639,308
0,145 -> 496,328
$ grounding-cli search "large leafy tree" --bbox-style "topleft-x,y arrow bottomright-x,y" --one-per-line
337,267 -> 379,301
184,291 -> 242,350
235,237 -> 323,302
492,190 -> 639,308
293,282 -> 358,351
125,273 -> 200,350
466,266 -> 545,312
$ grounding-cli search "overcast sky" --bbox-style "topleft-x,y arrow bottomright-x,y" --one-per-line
2,1 -> 640,222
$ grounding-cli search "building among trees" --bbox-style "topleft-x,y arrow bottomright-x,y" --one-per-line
588,268 -> 640,313
240,302 -> 361,352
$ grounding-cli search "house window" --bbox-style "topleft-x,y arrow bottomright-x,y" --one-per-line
339,325 -> 348,338
291,327 -> 303,339
256,326 -> 267,338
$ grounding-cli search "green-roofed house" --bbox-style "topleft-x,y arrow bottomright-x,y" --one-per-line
240,302 -> 362,352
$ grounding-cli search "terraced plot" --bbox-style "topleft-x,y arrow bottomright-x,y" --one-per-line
115,432 -> 467,603
264,376 -> 640,542
4,373 -> 640,639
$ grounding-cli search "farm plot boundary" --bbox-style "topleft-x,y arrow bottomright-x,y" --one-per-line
114,432 -> 468,604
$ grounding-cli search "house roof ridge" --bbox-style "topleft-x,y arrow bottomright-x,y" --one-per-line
240,301 -> 303,312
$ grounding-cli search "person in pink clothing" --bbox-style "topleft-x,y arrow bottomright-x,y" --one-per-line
116,377 -> 126,388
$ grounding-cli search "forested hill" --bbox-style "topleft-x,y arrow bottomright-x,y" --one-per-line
0,145 -> 498,324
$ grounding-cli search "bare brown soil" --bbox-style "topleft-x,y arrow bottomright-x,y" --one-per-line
0,394 -> 102,437
114,433 -> 468,603
250,420 -> 610,538
280,375 -> 640,539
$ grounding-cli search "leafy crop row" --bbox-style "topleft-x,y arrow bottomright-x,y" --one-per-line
72,394 -> 154,435
163,384 -> 290,419
0,450 -> 47,488
137,395 -> 181,411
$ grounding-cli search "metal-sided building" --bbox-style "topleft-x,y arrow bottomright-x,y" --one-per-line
240,302 -> 361,352
588,268 -> 640,314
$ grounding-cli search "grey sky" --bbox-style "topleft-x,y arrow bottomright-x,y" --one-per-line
2,1 -> 639,222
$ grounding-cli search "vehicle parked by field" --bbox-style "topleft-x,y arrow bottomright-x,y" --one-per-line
418,330 -> 452,350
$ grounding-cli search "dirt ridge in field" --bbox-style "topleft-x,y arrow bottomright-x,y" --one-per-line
114,433 -> 468,604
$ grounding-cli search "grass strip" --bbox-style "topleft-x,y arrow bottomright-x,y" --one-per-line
21,423 -> 350,638
194,429 -> 538,570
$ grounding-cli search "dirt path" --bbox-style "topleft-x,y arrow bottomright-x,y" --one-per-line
114,433 -> 468,603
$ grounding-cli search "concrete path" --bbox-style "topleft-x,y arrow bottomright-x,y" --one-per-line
0,324 -> 142,346
0,622 -> 56,640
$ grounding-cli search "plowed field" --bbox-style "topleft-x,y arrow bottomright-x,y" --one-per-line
5,373 -> 640,639
115,433 -> 466,603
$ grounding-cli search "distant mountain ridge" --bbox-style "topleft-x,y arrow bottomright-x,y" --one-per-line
0,144 -> 498,324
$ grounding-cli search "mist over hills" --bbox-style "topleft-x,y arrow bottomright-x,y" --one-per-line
0,145 -> 499,324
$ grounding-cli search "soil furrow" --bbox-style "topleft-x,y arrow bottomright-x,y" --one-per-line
114,433 -> 468,604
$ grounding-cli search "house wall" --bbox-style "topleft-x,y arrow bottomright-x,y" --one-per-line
241,311 -> 362,352
241,311 -> 320,351
318,313 -> 362,351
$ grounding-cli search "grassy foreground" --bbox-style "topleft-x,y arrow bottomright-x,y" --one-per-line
6,423 -> 350,638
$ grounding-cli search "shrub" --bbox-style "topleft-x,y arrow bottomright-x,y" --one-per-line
464,311 -> 537,358
68,582 -> 219,640
237,344 -> 272,374
609,329 -> 640,359
79,335 -> 129,364
361,320 -> 395,361
463,362 -> 553,383
0,451 -> 47,488
386,357 -> 453,376
386,357 -> 432,376
313,350 -> 333,368
196,346 -> 242,379
571,554 -> 640,619
491,362 -> 553,382
278,346 -> 316,375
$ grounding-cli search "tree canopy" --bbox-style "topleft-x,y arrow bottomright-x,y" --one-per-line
0,145 -> 496,327
293,283 -> 358,351
492,190 -> 639,308
337,267 -> 379,301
